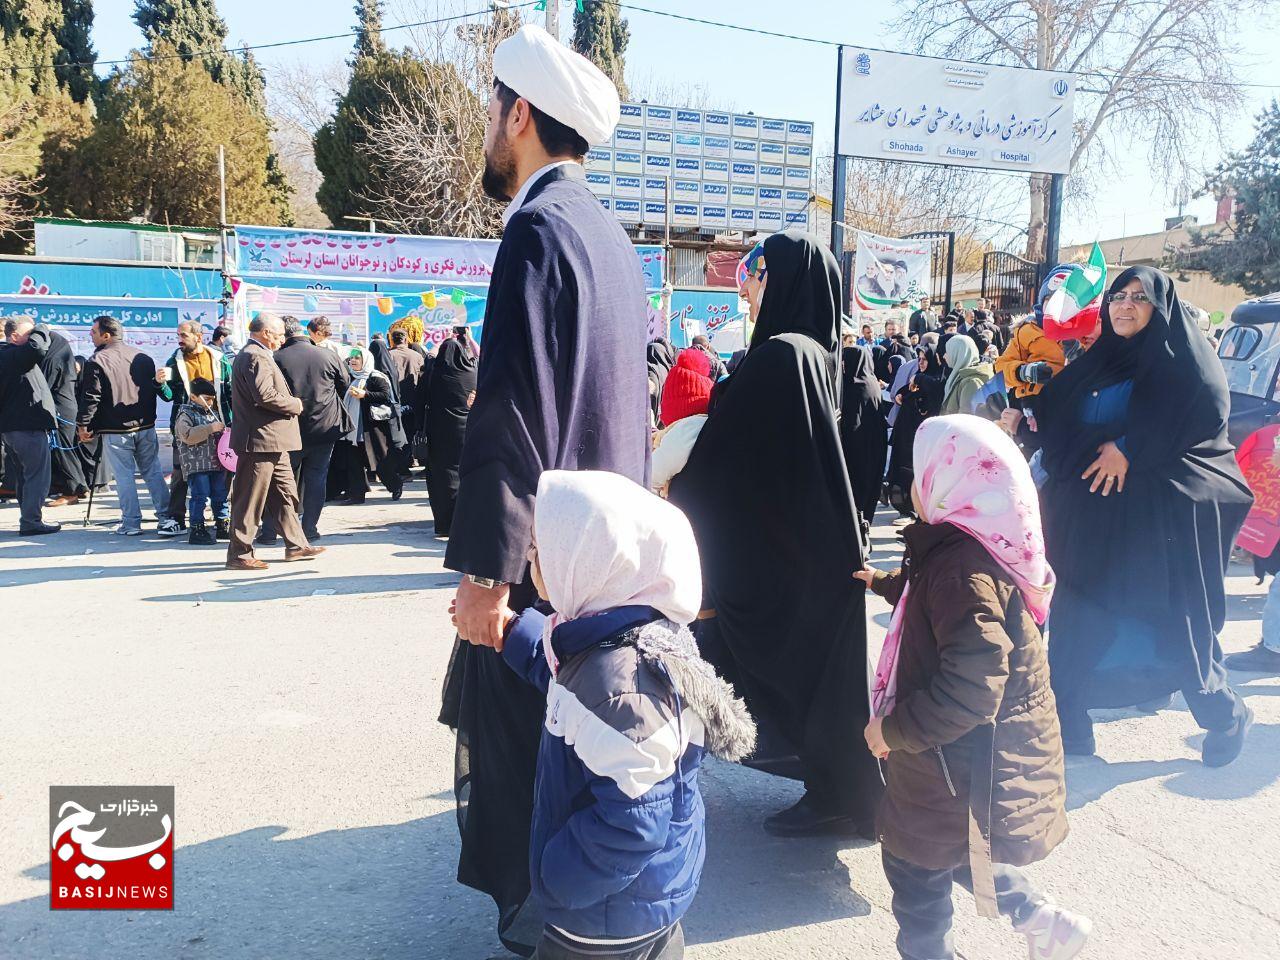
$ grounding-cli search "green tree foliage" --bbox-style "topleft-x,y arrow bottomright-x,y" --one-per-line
0,0 -> 93,250
314,50 -> 427,227
572,2 -> 629,99
353,0 -> 385,62
133,0 -> 260,107
133,0 -> 290,220
1183,102 -> 1280,297
41,47 -> 287,227
54,0 -> 98,104
0,0 -> 65,103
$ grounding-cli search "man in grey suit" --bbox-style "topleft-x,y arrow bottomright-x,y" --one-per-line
225,314 -> 324,570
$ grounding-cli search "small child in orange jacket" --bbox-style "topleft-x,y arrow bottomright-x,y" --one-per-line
993,320 -> 1066,401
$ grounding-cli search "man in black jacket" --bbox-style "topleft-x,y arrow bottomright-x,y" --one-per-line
76,316 -> 177,537
388,329 -> 425,448
260,316 -> 350,541
0,318 -> 60,535
908,298 -> 937,339
40,327 -> 87,506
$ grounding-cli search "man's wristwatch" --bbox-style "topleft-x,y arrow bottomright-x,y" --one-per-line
466,574 -> 506,589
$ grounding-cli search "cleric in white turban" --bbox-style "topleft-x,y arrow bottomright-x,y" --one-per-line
441,21 -> 653,960
493,23 -> 621,147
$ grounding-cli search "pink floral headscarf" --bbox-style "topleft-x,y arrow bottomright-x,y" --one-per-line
872,414 -> 1055,716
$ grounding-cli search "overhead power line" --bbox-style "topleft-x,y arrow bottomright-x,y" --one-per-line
8,0 -> 1280,93
6,1 -> 542,73
604,0 -> 1280,92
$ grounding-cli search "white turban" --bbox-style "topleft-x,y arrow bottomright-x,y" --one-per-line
493,24 -> 621,146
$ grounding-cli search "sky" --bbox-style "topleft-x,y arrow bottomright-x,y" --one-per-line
89,0 -> 1280,246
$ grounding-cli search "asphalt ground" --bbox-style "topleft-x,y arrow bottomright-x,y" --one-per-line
2,481 -> 1277,959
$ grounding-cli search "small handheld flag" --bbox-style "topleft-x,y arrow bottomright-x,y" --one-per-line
1042,242 -> 1106,342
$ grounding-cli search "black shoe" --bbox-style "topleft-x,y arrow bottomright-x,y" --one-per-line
254,534 -> 279,546
303,529 -> 321,542
214,518 -> 230,541
762,795 -> 863,838
1203,705 -> 1255,768
19,522 -> 61,536
188,523 -> 216,546
391,488 -> 404,501
1225,642 -> 1280,675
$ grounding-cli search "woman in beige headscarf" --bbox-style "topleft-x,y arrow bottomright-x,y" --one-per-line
940,334 -> 993,416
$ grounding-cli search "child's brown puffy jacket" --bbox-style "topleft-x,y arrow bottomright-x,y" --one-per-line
870,521 -> 1068,911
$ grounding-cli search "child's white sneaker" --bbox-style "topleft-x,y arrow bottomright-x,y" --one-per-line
1016,902 -> 1092,960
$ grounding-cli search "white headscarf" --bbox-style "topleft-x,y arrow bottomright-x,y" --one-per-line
534,470 -> 702,627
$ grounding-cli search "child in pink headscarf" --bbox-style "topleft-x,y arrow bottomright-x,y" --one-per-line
855,414 -> 1090,960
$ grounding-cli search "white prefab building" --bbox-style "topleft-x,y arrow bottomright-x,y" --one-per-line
34,218 -> 220,267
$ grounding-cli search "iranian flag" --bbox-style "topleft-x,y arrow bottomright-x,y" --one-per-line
1042,242 -> 1107,342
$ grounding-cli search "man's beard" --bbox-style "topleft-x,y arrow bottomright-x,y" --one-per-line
180,343 -> 198,356
481,134 -> 517,203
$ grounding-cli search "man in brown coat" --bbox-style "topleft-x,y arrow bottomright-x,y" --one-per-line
225,314 -> 323,570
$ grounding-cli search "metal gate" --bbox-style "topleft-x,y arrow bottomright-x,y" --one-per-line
905,230 -> 954,310
982,251 -> 1040,314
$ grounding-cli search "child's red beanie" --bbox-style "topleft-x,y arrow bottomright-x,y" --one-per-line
660,348 -> 714,425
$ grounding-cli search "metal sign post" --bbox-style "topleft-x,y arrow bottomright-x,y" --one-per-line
1043,173 -> 1066,279
831,46 -> 853,315
830,45 -> 848,265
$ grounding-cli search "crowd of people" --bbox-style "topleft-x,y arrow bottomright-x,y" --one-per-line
0,21 -> 1267,960
431,25 -> 1264,960
0,310 -> 483,568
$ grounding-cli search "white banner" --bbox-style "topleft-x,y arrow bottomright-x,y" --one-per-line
852,232 -> 934,311
837,48 -> 1075,176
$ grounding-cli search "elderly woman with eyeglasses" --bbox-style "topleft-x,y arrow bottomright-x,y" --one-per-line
1036,266 -> 1255,766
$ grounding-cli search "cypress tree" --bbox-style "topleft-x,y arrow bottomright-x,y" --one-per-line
54,0 -> 98,104
132,0 -> 291,222
0,0 -> 65,103
354,0 -> 386,62
571,2 -> 629,99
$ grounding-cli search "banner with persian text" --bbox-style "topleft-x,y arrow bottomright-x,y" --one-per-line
836,47 -> 1075,176
232,226 -> 668,292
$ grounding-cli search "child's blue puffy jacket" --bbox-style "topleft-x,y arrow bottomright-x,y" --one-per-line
502,605 -> 755,942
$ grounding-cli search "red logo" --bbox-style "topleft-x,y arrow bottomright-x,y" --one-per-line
50,786 -> 174,909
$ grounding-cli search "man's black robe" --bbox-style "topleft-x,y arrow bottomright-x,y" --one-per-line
438,165 -> 649,955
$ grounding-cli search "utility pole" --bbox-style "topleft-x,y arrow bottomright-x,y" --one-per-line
545,0 -> 559,42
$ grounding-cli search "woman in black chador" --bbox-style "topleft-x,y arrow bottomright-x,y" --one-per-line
884,343 -> 944,518
670,230 -> 881,837
424,329 -> 478,536
1037,265 -> 1254,765
841,343 -> 888,535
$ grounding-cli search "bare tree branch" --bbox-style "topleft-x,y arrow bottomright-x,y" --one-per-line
264,59 -> 348,228
354,4 -> 521,238
891,0 -> 1266,258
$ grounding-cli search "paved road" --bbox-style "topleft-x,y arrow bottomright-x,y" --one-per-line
2,483 -> 1277,959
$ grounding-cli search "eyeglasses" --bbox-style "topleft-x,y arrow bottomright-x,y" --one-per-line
1108,291 -> 1153,304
